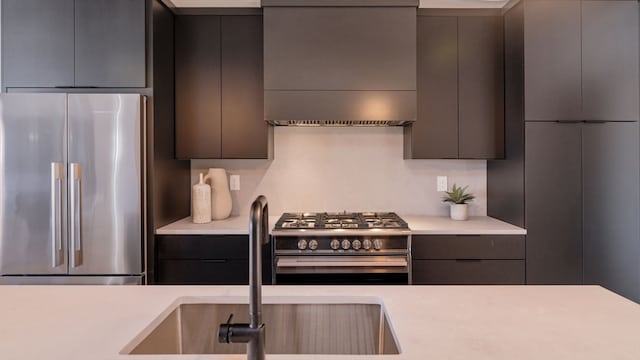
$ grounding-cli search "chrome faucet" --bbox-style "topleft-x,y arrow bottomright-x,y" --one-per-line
218,196 -> 269,360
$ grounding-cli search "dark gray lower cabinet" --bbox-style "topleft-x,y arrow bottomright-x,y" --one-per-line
525,123 -> 583,284
155,235 -> 272,285
582,122 -> 640,302
525,121 -> 640,302
413,260 -> 525,285
411,235 -> 525,285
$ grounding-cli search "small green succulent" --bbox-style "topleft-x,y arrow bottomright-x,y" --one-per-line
442,183 -> 475,205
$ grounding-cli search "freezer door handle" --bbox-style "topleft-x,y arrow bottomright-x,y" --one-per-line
70,163 -> 83,267
50,162 -> 64,268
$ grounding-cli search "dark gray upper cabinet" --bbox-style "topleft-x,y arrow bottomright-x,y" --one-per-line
406,14 -> 504,160
175,16 -> 222,159
525,122 -> 583,285
458,16 -> 504,159
524,0 -> 582,121
264,7 -> 416,91
407,16 -> 458,159
1,0 -> 145,89
581,1 -> 639,121
582,122 -> 640,302
221,16 -> 270,159
74,0 -> 146,88
524,0 -> 639,121
175,15 -> 271,160
1,0 -> 75,88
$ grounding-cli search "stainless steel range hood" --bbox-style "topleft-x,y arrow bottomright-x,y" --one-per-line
263,0 -> 418,126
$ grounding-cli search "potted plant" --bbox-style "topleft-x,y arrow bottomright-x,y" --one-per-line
442,184 -> 475,221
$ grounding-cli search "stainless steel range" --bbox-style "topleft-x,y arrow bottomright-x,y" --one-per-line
272,212 -> 411,285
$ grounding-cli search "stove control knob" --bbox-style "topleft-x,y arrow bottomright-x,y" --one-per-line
352,239 -> 362,250
297,239 -> 308,250
362,239 -> 372,250
341,239 -> 351,250
330,239 -> 341,250
308,239 -> 319,250
373,239 -> 383,250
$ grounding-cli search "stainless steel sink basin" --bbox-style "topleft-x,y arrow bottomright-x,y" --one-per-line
126,299 -> 400,355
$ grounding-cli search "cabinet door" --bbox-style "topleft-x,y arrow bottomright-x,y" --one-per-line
583,122 -> 640,303
524,1 -> 582,121
459,16 -> 504,159
412,260 -> 525,285
581,1 -> 639,122
408,16 -> 458,159
1,0 -> 74,88
175,16 -> 221,159
74,0 -> 146,87
221,16 -> 269,159
525,122 -> 582,284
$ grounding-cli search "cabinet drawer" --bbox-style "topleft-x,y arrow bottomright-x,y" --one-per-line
157,235 -> 249,260
157,259 -> 249,285
412,259 -> 525,285
412,235 -> 525,260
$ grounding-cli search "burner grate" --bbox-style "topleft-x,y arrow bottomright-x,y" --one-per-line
275,212 -> 408,230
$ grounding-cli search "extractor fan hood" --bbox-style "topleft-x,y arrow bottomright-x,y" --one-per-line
263,0 -> 418,126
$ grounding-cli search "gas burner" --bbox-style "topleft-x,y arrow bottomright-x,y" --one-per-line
275,212 -> 409,231
281,219 -> 315,229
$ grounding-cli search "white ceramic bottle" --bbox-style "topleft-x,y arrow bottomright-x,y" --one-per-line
204,168 -> 232,220
192,173 -> 212,224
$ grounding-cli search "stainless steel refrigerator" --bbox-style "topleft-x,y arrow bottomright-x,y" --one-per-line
0,93 -> 145,285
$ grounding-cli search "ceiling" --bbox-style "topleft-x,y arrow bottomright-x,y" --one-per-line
164,0 -> 512,8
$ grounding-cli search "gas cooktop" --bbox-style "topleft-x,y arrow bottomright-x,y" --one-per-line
274,212 -> 409,230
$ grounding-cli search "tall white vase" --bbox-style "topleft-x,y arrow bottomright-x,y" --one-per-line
204,168 -> 232,220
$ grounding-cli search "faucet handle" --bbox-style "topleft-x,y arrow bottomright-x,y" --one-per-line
218,313 -> 235,344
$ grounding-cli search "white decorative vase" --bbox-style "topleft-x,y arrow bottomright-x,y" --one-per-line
192,173 -> 212,224
204,168 -> 232,220
450,204 -> 469,221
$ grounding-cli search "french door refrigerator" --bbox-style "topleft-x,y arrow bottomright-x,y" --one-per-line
0,93 -> 145,284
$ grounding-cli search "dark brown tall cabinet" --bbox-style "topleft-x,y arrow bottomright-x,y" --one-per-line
405,12 -> 504,159
175,14 -> 272,159
488,0 -> 640,302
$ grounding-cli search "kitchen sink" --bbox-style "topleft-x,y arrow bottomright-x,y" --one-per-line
125,298 -> 400,355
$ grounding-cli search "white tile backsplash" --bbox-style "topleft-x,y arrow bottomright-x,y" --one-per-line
192,126 -> 487,216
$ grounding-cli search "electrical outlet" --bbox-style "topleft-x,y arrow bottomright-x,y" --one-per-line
229,175 -> 240,191
437,176 -> 448,192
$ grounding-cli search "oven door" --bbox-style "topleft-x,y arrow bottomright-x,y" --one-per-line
274,255 -> 410,285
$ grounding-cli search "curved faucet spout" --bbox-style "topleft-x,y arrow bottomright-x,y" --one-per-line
218,196 -> 269,360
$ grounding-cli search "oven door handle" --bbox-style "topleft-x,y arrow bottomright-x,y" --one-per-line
276,257 -> 408,268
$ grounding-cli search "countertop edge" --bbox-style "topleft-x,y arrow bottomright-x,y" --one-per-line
155,216 -> 527,236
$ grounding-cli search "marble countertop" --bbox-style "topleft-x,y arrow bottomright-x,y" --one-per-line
0,285 -> 638,359
156,215 -> 526,235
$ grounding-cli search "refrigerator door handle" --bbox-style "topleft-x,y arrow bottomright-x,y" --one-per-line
70,163 -> 83,268
50,162 -> 64,268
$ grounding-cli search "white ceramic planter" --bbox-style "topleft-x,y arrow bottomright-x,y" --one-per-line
450,204 -> 469,221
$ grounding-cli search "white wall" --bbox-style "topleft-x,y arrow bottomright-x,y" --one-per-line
192,126 -> 487,216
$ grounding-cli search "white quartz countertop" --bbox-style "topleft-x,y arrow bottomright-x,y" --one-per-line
155,216 -> 282,235
156,215 -> 526,235
0,285 -> 638,359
